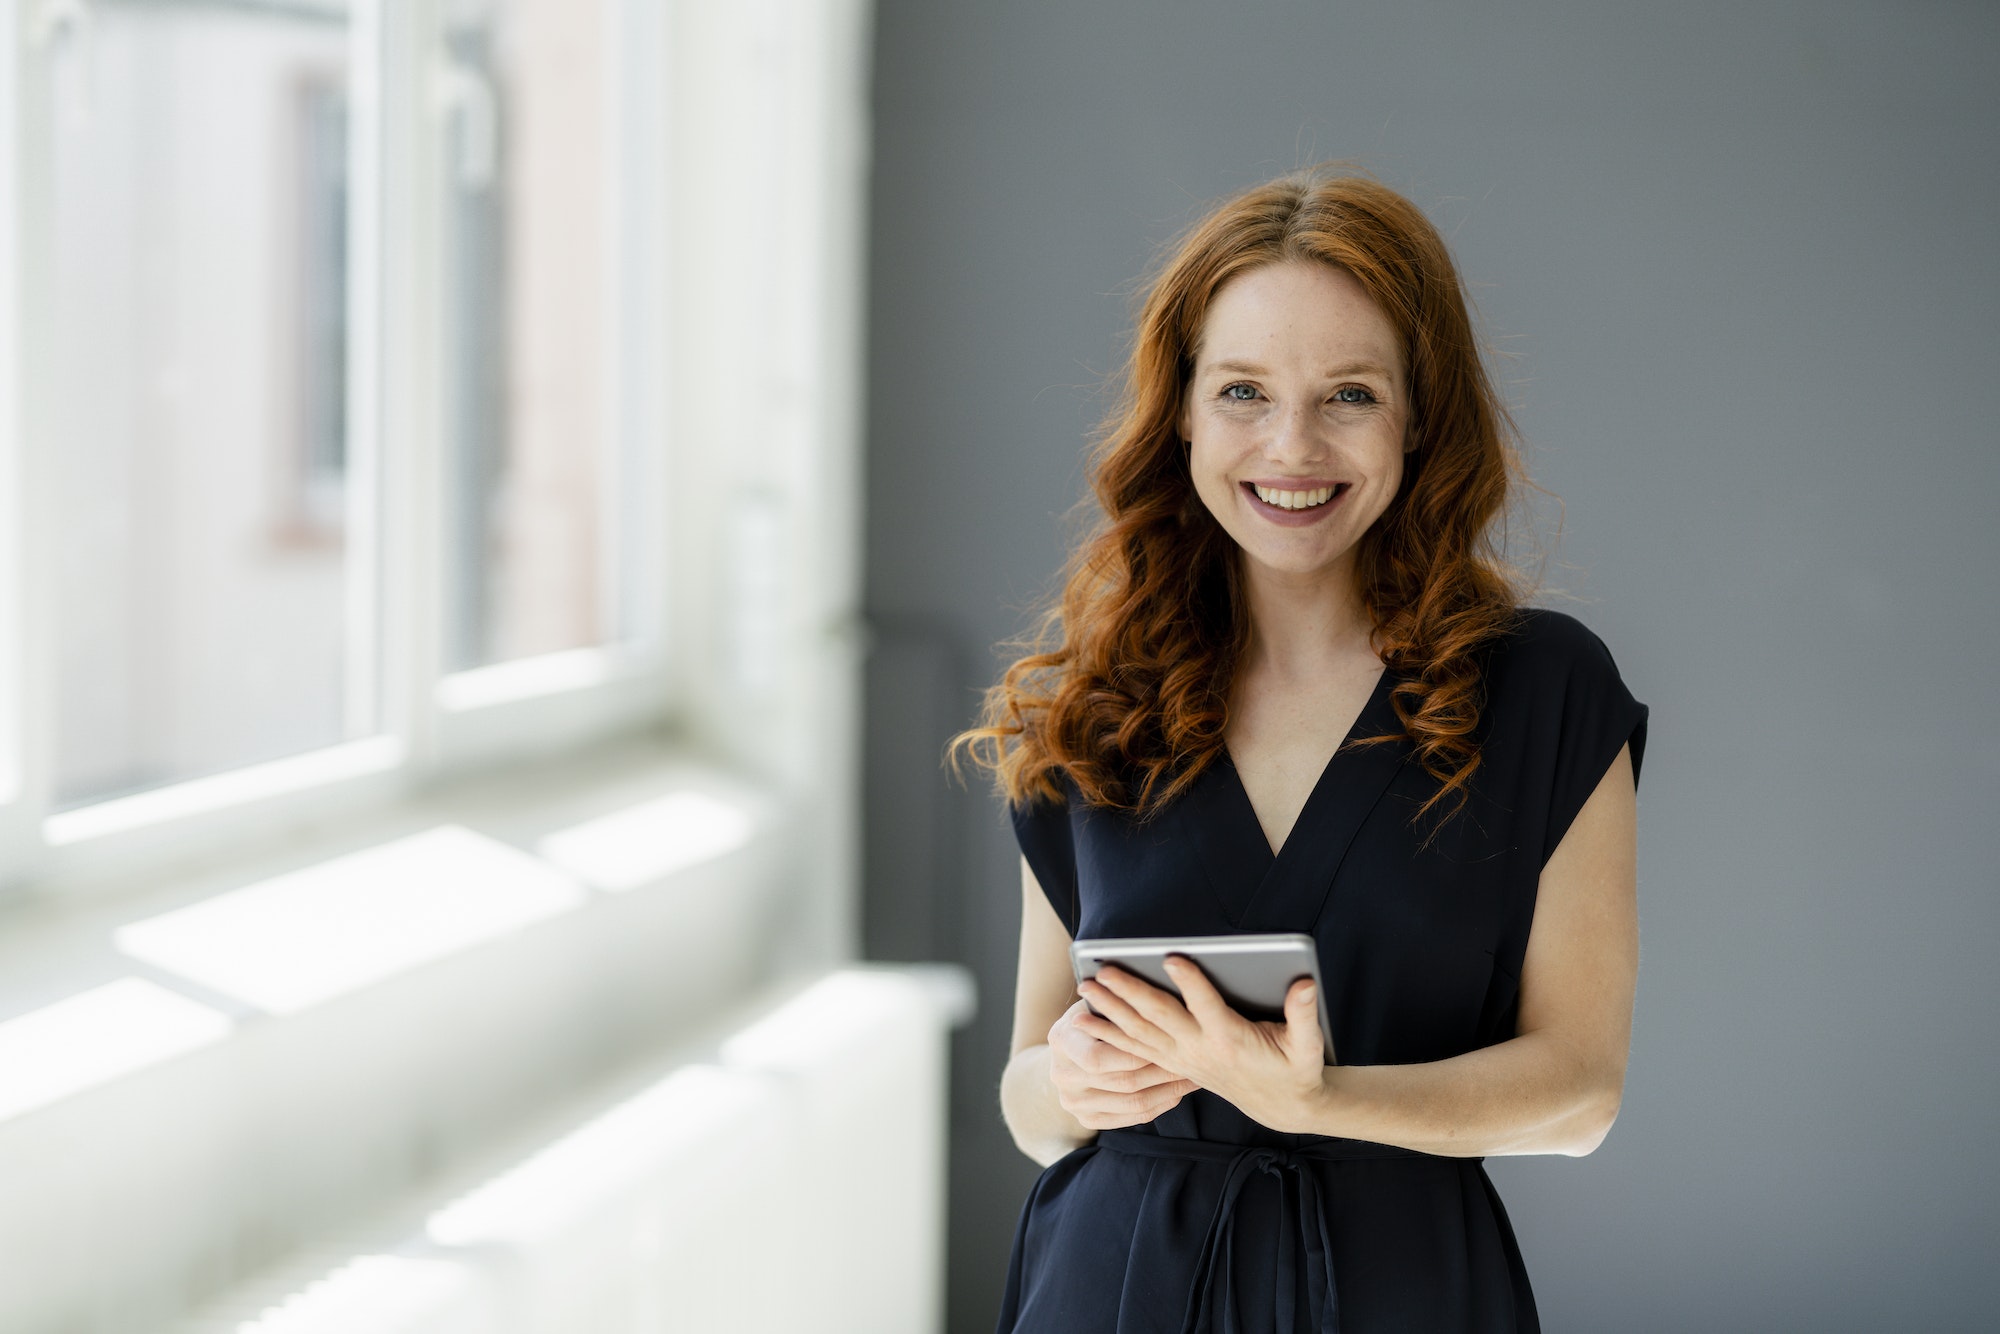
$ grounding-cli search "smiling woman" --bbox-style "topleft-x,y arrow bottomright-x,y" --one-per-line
948,166 -> 1649,1333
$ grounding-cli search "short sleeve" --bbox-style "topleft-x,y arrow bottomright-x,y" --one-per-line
1529,612 -> 1650,867
1008,773 -> 1078,936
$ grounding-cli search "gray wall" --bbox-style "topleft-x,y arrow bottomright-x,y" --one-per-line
860,3 -> 2000,1329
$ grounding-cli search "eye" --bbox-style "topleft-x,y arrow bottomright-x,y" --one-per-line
1332,385 -> 1377,405
1221,382 -> 1260,402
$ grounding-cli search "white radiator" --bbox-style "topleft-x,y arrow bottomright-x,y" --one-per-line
185,967 -> 959,1334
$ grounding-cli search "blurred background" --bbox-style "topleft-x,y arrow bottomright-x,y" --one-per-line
0,0 -> 1991,1331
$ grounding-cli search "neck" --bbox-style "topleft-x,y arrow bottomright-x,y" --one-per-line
1236,553 -> 1378,682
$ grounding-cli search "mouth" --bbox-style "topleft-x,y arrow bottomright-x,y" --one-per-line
1241,480 -> 1349,522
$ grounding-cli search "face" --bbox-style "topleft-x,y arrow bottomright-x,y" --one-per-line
1179,259 -> 1412,593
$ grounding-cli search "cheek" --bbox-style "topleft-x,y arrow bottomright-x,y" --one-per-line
1184,436 -> 1232,498
1362,442 -> 1408,522
1379,446 -> 1405,495
1185,442 -> 1246,526
1190,411 -> 1264,463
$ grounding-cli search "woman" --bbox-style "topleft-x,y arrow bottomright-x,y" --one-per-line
948,166 -> 1648,1333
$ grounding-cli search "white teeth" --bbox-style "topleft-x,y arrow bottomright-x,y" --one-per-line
1251,483 -> 1337,510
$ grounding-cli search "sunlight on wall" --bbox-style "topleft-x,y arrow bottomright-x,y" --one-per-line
112,825 -> 587,1014
535,789 -> 755,893
0,977 -> 232,1123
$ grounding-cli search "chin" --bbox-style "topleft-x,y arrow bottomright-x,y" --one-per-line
1243,547 -> 1356,580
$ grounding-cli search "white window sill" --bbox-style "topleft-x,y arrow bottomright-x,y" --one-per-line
0,730 -> 828,1334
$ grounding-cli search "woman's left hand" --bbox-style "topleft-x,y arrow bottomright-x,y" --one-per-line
1076,958 -> 1332,1134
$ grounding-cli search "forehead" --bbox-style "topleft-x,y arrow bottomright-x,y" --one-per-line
1191,260 -> 1403,380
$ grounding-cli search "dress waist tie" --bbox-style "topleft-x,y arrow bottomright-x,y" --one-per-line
1095,1129 -> 1473,1334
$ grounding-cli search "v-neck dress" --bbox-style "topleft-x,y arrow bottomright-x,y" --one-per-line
995,608 -> 1649,1334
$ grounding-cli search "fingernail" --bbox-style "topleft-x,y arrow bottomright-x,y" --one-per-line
1299,984 -> 1316,1002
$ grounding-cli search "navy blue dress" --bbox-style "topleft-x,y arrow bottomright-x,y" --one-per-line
996,608 -> 1649,1334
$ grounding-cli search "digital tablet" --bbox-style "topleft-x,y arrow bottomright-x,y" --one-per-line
1070,933 -> 1336,1066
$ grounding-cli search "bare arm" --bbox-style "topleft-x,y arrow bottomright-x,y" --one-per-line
1078,742 -> 1639,1157
1309,741 -> 1639,1155
998,855 -> 1197,1167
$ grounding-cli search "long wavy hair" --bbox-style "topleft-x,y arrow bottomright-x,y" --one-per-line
947,165 -> 1536,831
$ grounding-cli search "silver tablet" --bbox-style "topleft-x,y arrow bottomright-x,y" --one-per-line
1070,932 -> 1336,1066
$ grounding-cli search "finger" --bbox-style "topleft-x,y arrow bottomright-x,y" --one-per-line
1070,1077 -> 1198,1129
1113,1062 -> 1197,1093
1161,955 -> 1239,1030
1284,978 -> 1324,1063
1052,1000 -> 1153,1066
1073,1006 -> 1161,1063
1085,1060 -> 1187,1095
1056,1027 -> 1154,1082
1047,998 -> 1088,1046
1078,977 -> 1173,1047
1055,1058 -> 1190,1112
1085,972 -> 1187,1047
1131,1079 -> 1194,1119
1071,999 -> 1150,1048
1134,1077 -> 1199,1118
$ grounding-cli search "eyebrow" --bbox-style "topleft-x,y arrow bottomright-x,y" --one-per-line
1199,359 -> 1397,380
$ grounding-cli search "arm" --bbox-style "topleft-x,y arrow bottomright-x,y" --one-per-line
1079,742 -> 1639,1158
1308,741 -> 1638,1155
999,854 -> 1197,1167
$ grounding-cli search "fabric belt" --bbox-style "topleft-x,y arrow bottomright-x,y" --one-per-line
1094,1128 -> 1474,1334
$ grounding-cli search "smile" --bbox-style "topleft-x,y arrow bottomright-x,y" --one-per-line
1241,480 -> 1348,524
1249,482 -> 1341,509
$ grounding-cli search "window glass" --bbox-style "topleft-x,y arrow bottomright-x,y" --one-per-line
439,0 -> 649,674
47,1 -> 366,810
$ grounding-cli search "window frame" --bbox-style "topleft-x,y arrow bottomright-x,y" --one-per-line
0,0 -> 681,902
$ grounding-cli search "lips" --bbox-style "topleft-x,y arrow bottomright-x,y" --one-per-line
1246,481 -> 1343,509
1241,480 -> 1349,525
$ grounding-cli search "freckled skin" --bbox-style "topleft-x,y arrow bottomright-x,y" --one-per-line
1178,259 -> 1414,600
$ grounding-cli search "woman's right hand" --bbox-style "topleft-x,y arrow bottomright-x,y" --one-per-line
1046,998 -> 1199,1129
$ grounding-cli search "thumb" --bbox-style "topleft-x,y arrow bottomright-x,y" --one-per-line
1285,980 -> 1322,1057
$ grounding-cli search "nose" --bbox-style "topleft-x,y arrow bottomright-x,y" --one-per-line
1265,397 -> 1326,462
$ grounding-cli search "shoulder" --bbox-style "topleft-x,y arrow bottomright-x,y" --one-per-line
1477,607 -> 1640,720
1007,765 -> 1076,840
1484,606 -> 1626,678
1008,764 -> 1078,818
1480,604 -> 1647,753
1479,608 -> 1650,843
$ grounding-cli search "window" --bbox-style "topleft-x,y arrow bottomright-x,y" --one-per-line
46,0 -> 362,810
0,1 -> 873,1325
436,0 -> 660,674
1,0 -> 673,889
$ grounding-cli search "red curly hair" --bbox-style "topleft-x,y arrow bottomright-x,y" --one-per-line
947,165 -> 1535,829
